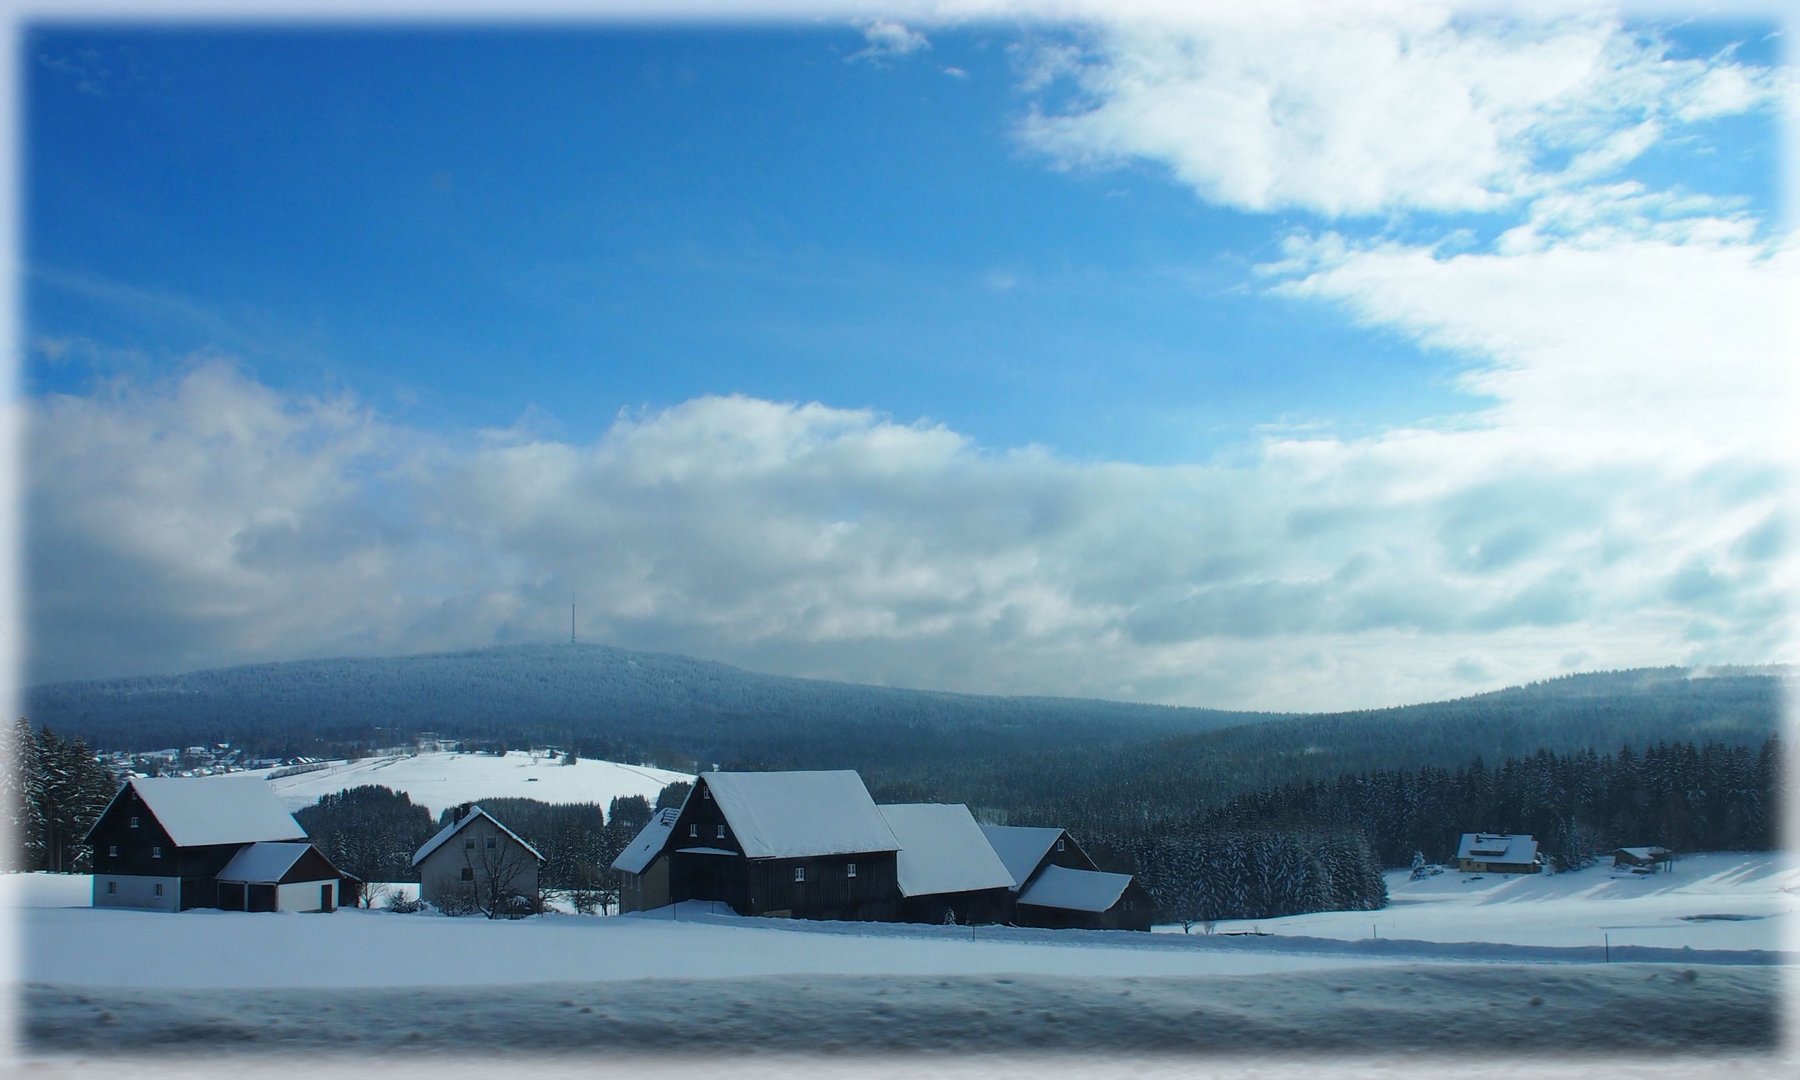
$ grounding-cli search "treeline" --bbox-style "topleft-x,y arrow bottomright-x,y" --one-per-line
4,719 -> 118,872
1162,737 -> 1786,869
1132,828 -> 1388,926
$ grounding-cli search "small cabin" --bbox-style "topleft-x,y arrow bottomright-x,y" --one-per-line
1612,846 -> 1674,872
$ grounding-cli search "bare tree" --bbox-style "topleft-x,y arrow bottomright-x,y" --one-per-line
459,834 -> 541,919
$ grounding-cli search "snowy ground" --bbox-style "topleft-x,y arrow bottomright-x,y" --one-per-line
259,749 -> 689,815
1160,853 -> 1800,953
7,861 -> 1795,1076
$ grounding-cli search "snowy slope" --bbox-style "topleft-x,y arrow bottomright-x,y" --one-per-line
1171,853 -> 1799,953
259,750 -> 689,815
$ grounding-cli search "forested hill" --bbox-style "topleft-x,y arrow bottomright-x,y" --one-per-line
936,667 -> 1789,833
21,642 -> 1277,762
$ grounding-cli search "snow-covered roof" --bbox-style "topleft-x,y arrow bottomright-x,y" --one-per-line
1616,846 -> 1673,860
611,807 -> 678,875
979,824 -> 1065,890
878,804 -> 1016,898
1457,833 -> 1539,865
216,842 -> 322,884
412,805 -> 546,867
1016,864 -> 1133,913
699,771 -> 899,860
124,776 -> 308,848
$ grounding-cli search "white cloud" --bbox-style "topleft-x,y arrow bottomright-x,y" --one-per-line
1014,9 -> 1784,217
25,362 -> 1793,711
848,20 -> 931,65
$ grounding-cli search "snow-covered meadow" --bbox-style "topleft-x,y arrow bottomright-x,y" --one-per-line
1181,853 -> 1798,953
259,750 -> 689,815
9,855 -> 1796,1077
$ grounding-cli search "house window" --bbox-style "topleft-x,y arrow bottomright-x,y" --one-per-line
129,816 -> 139,829
716,824 -> 726,840
153,883 -> 163,897
106,881 -> 116,895
107,845 -> 118,858
703,787 -> 711,800
152,846 -> 162,859
461,867 -> 474,881
1056,838 -> 1066,853
794,866 -> 805,883
847,863 -> 857,879
486,836 -> 496,850
689,824 -> 698,838
465,839 -> 476,850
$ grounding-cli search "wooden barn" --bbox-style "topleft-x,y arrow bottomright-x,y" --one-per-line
614,770 -> 902,921
877,802 -> 1015,925
981,824 -> 1152,931
1456,833 -> 1543,874
84,775 -> 347,912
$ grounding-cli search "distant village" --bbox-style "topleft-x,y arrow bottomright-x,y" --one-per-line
73,735 -> 1684,935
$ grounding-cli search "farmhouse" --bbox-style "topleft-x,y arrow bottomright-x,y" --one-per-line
981,823 -> 1153,931
614,770 -> 903,921
1456,833 -> 1543,874
413,804 -> 546,916
613,770 -> 1152,930
84,775 -> 348,912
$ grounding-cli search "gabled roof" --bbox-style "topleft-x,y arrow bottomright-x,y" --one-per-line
700,771 -> 899,860
216,842 -> 321,884
1016,864 -> 1133,913
878,803 -> 1015,898
978,824 -> 1065,890
1456,833 -> 1539,865
612,807 -> 679,875
90,776 -> 308,848
411,805 -> 546,867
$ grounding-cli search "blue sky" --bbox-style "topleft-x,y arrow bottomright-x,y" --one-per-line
16,5 -> 1796,710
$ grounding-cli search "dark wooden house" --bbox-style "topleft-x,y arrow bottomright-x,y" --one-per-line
981,823 -> 1152,931
84,775 -> 346,912
614,770 -> 902,921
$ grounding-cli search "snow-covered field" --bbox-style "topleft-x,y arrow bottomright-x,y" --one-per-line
7,858 -> 1796,1077
1168,853 -> 1799,953
259,750 -> 689,815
